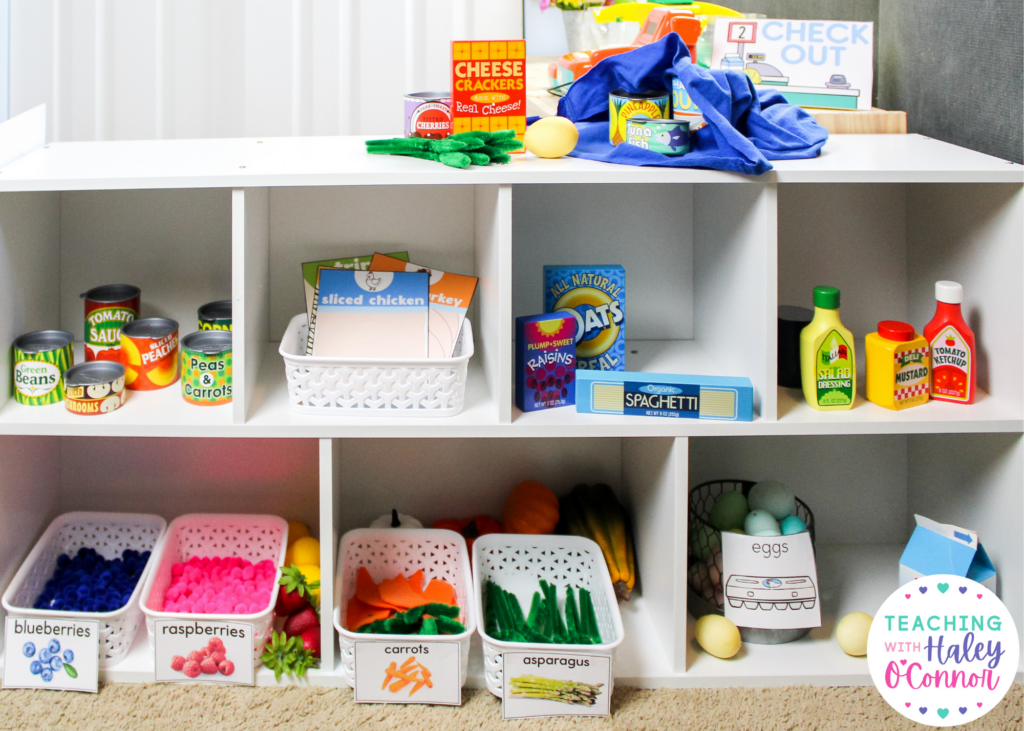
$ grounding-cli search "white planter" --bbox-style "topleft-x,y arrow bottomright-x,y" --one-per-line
562,9 -> 591,53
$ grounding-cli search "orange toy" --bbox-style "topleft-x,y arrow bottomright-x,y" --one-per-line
347,569 -> 459,631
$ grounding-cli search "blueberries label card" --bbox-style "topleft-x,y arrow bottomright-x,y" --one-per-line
721,531 -> 821,630
3,618 -> 99,692
370,253 -> 478,359
301,251 -> 409,325
307,269 -> 430,358
353,641 -> 461,705
154,620 -> 254,686
501,652 -> 611,718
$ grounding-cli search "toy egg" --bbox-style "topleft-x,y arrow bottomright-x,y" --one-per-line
523,116 -> 579,159
709,491 -> 748,532
781,515 -> 808,535
744,509 -> 779,536
695,614 -> 742,659
748,480 -> 796,521
753,527 -> 782,537
690,523 -> 720,562
370,509 -> 423,530
836,612 -> 873,656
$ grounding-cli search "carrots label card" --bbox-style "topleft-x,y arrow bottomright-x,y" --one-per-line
353,641 -> 461,705
370,253 -> 478,358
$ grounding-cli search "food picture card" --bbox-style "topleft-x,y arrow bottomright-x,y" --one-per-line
301,252 -> 409,325
369,253 -> 478,359
307,269 -> 429,358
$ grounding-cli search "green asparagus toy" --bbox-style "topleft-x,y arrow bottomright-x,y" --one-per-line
366,130 -> 522,169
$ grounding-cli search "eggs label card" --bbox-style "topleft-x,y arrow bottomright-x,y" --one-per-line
353,641 -> 461,705
721,531 -> 821,630
3,617 -> 99,692
501,652 -> 612,719
154,620 -> 254,686
867,575 -> 1019,727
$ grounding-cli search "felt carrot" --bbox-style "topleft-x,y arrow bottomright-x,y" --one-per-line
422,579 -> 456,606
347,595 -> 392,631
356,567 -> 402,610
407,569 -> 425,593
379,574 -> 432,609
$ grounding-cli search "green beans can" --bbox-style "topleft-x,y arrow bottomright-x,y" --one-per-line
13,330 -> 74,405
198,300 -> 232,331
181,331 -> 232,406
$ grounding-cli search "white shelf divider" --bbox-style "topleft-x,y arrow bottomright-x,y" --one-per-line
233,187 -> 270,424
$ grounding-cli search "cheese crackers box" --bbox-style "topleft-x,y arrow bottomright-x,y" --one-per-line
544,265 -> 626,371
451,40 -> 526,149
516,312 -> 577,413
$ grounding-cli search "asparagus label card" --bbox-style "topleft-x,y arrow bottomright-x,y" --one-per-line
721,531 -> 821,630
501,652 -> 611,718
353,641 -> 461,705
3,617 -> 99,692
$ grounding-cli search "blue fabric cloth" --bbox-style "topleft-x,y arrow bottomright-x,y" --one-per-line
556,34 -> 828,175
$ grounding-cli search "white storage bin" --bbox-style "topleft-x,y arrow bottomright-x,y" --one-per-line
1,512 -> 166,667
278,313 -> 474,416
332,528 -> 475,688
139,514 -> 288,664
472,534 -> 625,698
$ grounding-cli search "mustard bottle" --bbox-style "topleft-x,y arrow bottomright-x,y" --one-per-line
865,320 -> 930,410
800,286 -> 855,410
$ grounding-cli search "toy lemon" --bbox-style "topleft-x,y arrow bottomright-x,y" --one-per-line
524,117 -> 579,159
286,536 -> 320,568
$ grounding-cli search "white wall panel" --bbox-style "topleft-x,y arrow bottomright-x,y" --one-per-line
10,0 -> 523,142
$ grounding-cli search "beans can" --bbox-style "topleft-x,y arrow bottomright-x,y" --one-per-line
120,318 -> 179,391
81,284 -> 141,362
181,331 -> 232,406
64,361 -> 127,415
198,300 -> 232,331
608,89 -> 670,146
13,330 -> 74,405
404,92 -> 452,139
624,118 -> 691,156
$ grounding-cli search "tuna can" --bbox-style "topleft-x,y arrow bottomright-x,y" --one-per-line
64,361 -> 127,415
404,92 -> 452,139
81,284 -> 141,362
181,331 -> 232,406
670,75 -> 706,131
608,89 -> 670,146
12,330 -> 74,405
120,318 -> 179,391
624,118 -> 691,156
198,300 -> 232,331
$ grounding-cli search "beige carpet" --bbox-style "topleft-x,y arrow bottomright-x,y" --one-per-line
0,684 -> 1019,730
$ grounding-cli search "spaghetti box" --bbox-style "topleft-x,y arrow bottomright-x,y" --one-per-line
544,265 -> 625,372
451,40 -> 527,146
575,370 -> 753,421
899,515 -> 997,592
515,312 -> 577,412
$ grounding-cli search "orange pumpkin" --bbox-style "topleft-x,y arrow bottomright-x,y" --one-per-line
503,480 -> 559,535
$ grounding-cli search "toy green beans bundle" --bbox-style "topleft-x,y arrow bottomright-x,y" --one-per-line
366,129 -> 523,169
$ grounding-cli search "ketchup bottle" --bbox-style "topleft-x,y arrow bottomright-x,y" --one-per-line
924,281 -> 976,404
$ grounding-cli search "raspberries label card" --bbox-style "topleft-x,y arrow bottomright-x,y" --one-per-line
154,620 -> 254,685
3,617 -> 99,692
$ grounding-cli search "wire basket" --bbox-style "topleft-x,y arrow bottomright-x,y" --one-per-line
1,512 -> 166,667
688,480 -> 816,645
278,313 -> 474,416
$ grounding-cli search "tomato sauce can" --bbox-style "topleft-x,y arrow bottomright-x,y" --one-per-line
13,330 -> 74,405
81,284 -> 141,362
120,318 -> 179,391
64,361 -> 127,415
198,300 -> 232,331
404,92 -> 452,139
181,331 -> 232,406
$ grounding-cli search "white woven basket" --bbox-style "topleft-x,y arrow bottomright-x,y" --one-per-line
332,528 -> 475,689
1,512 -> 167,667
139,514 -> 288,664
472,534 -> 625,698
278,313 -> 474,416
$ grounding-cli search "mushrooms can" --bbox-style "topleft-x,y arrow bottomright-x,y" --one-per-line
181,331 -> 232,406
64,361 -> 127,415
198,300 -> 232,331
608,89 -> 670,145
13,330 -> 74,405
404,92 -> 452,139
120,318 -> 179,391
81,284 -> 141,361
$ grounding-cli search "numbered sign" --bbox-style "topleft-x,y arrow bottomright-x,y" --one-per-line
3,617 -> 99,692
154,620 -> 254,685
502,651 -> 612,719
727,21 -> 757,44
354,641 -> 462,705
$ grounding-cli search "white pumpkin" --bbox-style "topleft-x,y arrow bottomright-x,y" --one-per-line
370,509 -> 423,529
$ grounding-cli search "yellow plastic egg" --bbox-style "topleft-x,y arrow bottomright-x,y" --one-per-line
695,614 -> 742,659
836,612 -> 873,656
524,116 -> 579,159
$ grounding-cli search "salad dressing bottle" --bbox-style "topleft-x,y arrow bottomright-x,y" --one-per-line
800,286 -> 856,410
